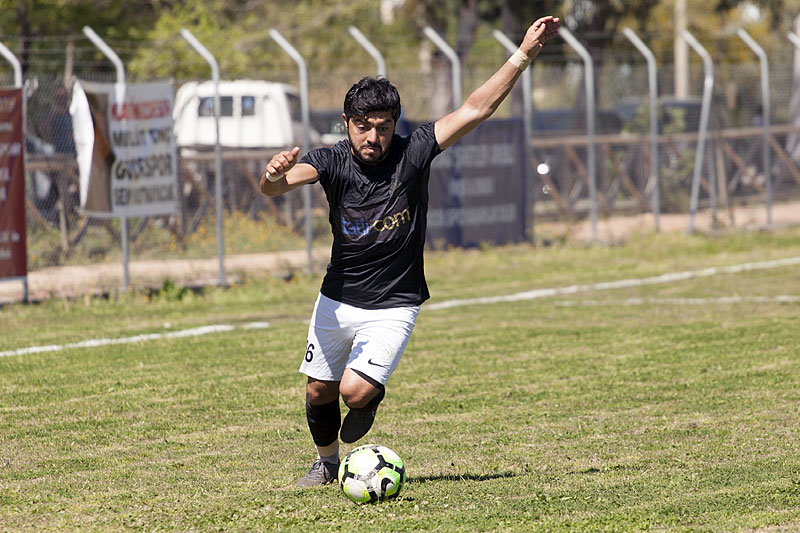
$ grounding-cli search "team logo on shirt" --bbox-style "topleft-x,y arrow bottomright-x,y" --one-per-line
341,207 -> 411,241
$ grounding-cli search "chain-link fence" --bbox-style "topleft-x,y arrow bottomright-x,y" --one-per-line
2,33 -> 800,303
21,74 -> 330,289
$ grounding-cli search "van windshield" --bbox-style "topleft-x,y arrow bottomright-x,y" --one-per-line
198,96 -> 234,117
242,96 -> 256,116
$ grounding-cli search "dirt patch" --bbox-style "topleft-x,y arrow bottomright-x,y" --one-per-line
0,248 -> 330,304
535,200 -> 800,243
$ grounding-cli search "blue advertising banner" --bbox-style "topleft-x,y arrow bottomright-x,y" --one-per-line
426,118 -> 526,248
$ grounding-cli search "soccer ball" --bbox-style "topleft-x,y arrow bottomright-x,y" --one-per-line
338,444 -> 406,504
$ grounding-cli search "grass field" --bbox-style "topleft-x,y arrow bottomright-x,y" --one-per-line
2,228 -> 800,531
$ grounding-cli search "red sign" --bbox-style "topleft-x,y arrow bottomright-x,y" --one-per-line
0,88 -> 27,279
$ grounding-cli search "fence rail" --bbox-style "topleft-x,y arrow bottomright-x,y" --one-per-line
530,124 -> 800,218
20,122 -> 800,281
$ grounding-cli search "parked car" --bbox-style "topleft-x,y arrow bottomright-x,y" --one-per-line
310,109 -> 347,146
173,80 -> 318,150
533,108 -> 623,135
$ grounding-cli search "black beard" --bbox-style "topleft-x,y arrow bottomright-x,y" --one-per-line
348,136 -> 389,166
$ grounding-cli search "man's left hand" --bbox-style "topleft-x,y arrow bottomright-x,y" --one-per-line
521,16 -> 561,60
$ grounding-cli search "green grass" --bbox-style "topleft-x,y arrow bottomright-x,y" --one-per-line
2,228 -> 800,531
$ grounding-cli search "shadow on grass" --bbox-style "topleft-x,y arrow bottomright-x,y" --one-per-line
568,463 -> 647,476
408,471 -> 519,484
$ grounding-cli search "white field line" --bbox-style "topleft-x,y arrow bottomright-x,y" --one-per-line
555,296 -> 800,306
5,256 -> 799,358
426,256 -> 800,311
0,322 -> 270,358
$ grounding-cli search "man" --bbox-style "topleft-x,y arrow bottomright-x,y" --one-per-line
261,16 -> 560,487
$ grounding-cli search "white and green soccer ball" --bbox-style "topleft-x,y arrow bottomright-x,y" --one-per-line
338,444 -> 406,504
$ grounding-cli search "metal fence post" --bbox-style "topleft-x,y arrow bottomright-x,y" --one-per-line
681,30 -> 714,234
787,31 -> 800,184
82,25 -> 130,290
269,29 -> 313,273
0,40 -> 28,302
622,28 -> 660,233
559,28 -> 597,242
492,29 -> 535,244
348,26 -> 387,78
0,41 -> 22,88
180,28 -> 226,286
737,29 -> 772,228
423,27 -> 462,110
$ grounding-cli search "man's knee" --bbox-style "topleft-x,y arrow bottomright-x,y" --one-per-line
340,370 -> 385,409
340,386 -> 373,409
306,378 -> 339,405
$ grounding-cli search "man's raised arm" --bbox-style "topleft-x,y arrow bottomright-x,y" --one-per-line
260,146 -> 319,197
434,16 -> 560,150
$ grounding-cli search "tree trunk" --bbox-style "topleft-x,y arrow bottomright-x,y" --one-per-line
430,50 -> 452,117
456,0 -> 478,59
573,3 -> 615,123
413,1 -> 454,118
424,0 -> 477,117
15,2 -> 31,75
674,0 -> 689,98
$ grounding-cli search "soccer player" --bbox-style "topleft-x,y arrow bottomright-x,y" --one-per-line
261,16 -> 560,487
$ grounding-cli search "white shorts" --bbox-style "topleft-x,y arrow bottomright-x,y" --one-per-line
299,293 -> 419,386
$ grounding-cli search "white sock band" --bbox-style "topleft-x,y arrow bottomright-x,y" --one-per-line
316,440 -> 339,461
508,48 -> 532,71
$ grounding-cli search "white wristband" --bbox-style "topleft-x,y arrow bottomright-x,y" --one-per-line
266,171 -> 284,183
508,48 -> 532,71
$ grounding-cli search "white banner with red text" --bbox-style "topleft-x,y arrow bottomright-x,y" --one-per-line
71,80 -> 178,218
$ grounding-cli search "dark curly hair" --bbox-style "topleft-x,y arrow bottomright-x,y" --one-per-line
343,77 -> 401,122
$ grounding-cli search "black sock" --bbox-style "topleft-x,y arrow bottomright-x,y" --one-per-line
305,396 -> 341,447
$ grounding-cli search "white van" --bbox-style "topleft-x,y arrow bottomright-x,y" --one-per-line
173,80 -> 315,150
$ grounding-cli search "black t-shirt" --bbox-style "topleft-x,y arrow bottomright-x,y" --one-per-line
300,122 -> 442,309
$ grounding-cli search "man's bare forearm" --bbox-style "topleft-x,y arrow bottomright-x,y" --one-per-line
464,62 -> 524,121
434,16 -> 560,149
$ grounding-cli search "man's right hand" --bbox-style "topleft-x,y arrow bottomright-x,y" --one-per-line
261,146 -> 319,196
265,146 -> 301,181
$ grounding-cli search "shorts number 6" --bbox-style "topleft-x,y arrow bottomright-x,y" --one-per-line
304,343 -> 315,362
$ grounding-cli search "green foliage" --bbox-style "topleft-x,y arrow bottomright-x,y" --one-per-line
0,0 -> 157,38
148,278 -> 192,301
127,2 -> 238,80
3,0 -> 797,84
127,0 -> 424,80
643,0 -> 794,65
621,104 -> 696,212
716,0 -> 785,26
25,209 -> 319,269
0,0 -> 162,74
659,148 -> 696,212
